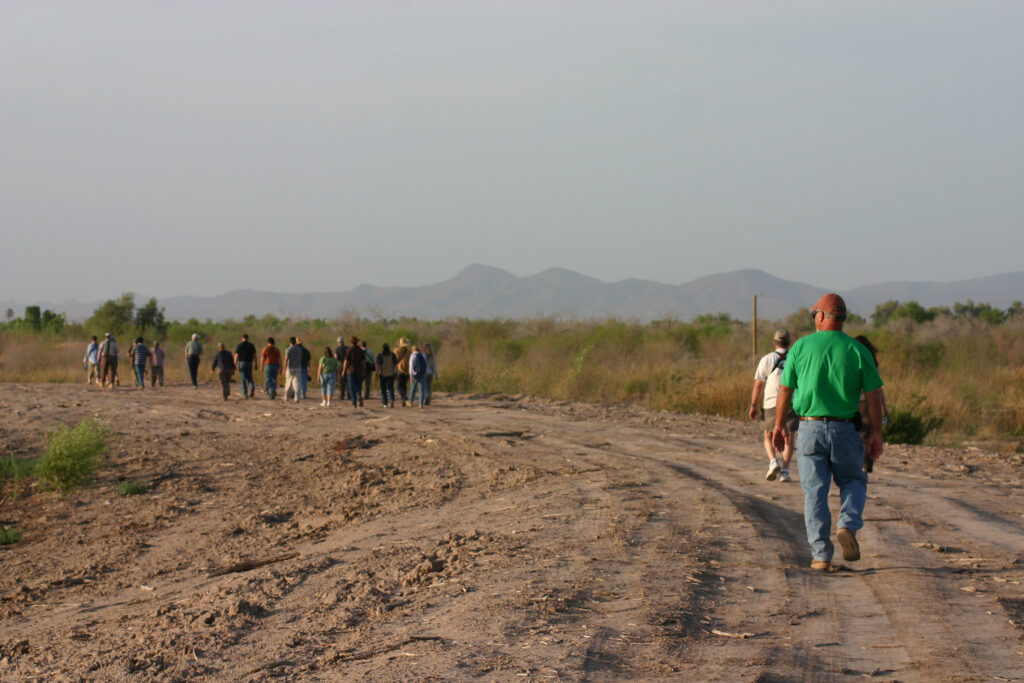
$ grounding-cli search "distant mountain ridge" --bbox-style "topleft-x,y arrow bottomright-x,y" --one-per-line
4,266 -> 1023,323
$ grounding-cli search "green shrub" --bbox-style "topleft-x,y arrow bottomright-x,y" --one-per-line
440,365 -> 475,393
1,454 -> 38,499
36,419 -> 111,495
885,409 -> 942,445
0,525 -> 23,545
1,454 -> 38,482
116,479 -> 149,496
493,339 -> 525,362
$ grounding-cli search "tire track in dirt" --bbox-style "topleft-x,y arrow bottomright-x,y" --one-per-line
547,422 -> 1024,682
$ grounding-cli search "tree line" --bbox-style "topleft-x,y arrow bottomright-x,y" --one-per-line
871,299 -> 1023,326
3,294 -> 1023,340
3,294 -> 165,338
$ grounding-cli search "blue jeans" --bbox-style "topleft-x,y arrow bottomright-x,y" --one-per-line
410,375 -> 426,406
380,375 -> 395,406
346,372 -> 362,406
264,364 -> 279,399
237,361 -> 254,397
133,364 -> 146,387
320,372 -> 336,397
797,421 -> 868,562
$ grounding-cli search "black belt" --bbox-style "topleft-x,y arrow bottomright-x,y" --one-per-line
799,416 -> 855,423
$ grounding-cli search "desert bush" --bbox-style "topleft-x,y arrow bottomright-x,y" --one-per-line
885,408 -> 942,445
0,525 -> 22,545
36,419 -> 111,495
1,454 -> 38,482
1,454 -> 38,499
116,479 -> 149,496
493,338 -> 526,362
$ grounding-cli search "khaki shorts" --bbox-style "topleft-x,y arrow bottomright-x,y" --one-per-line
762,406 -> 799,432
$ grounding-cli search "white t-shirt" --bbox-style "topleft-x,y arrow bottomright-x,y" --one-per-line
754,348 -> 788,409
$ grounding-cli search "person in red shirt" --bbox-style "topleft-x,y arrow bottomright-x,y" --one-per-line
261,337 -> 282,400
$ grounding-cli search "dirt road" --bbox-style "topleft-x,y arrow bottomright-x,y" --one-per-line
1,383 -> 1022,681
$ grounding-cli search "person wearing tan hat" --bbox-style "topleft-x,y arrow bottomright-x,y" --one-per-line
394,337 -> 412,407
773,293 -> 884,572
749,329 -> 796,482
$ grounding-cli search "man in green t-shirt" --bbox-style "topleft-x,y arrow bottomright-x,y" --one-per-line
773,293 -> 884,572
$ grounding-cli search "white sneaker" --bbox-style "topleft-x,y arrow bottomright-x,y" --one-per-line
765,459 -> 781,481
778,469 -> 791,482
320,400 -> 326,406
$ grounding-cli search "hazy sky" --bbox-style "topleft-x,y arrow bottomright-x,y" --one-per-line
3,1 -> 1022,303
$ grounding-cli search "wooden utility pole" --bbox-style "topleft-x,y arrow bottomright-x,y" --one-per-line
752,294 -> 758,361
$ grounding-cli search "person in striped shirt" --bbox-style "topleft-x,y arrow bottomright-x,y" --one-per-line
129,337 -> 150,390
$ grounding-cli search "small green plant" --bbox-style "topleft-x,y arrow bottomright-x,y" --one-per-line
116,479 -> 149,496
1,454 -> 38,499
36,419 -> 111,495
885,409 -> 942,445
1,454 -> 38,481
0,525 -> 23,545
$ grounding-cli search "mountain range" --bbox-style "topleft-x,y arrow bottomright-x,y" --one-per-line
4,265 -> 1023,323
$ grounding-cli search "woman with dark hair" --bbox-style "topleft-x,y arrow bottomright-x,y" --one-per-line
377,342 -> 398,407
423,343 -> 438,406
318,346 -> 338,407
855,335 -> 889,471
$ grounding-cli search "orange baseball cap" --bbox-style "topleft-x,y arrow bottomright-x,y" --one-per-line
810,293 -> 847,315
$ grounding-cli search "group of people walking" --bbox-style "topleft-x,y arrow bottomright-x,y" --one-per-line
84,291 -> 888,574
84,333 -> 165,389
309,336 -> 438,408
87,332 -> 439,406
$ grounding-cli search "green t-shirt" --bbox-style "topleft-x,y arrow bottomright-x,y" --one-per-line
319,356 -> 339,374
780,330 -> 883,419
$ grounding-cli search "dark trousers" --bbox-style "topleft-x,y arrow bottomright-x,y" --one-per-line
363,371 -> 373,398
218,370 -> 233,399
380,375 -> 395,406
397,373 -> 410,403
150,366 -> 164,386
100,357 -> 118,385
187,355 -> 201,386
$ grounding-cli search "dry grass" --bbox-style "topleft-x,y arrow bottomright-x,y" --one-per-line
3,316 -> 1022,448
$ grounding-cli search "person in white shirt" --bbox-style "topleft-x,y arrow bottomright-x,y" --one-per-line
749,329 -> 797,482
84,336 -> 99,384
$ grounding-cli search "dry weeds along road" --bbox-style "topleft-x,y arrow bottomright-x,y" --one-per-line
0,383 -> 1022,682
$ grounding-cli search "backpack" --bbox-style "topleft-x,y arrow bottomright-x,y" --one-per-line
378,353 -> 396,377
768,350 -> 786,377
412,353 -> 426,376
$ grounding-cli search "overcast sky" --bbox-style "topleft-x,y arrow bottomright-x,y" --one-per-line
2,1 -> 1022,304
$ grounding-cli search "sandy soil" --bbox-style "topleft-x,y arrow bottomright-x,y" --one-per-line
0,382 -> 1022,682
